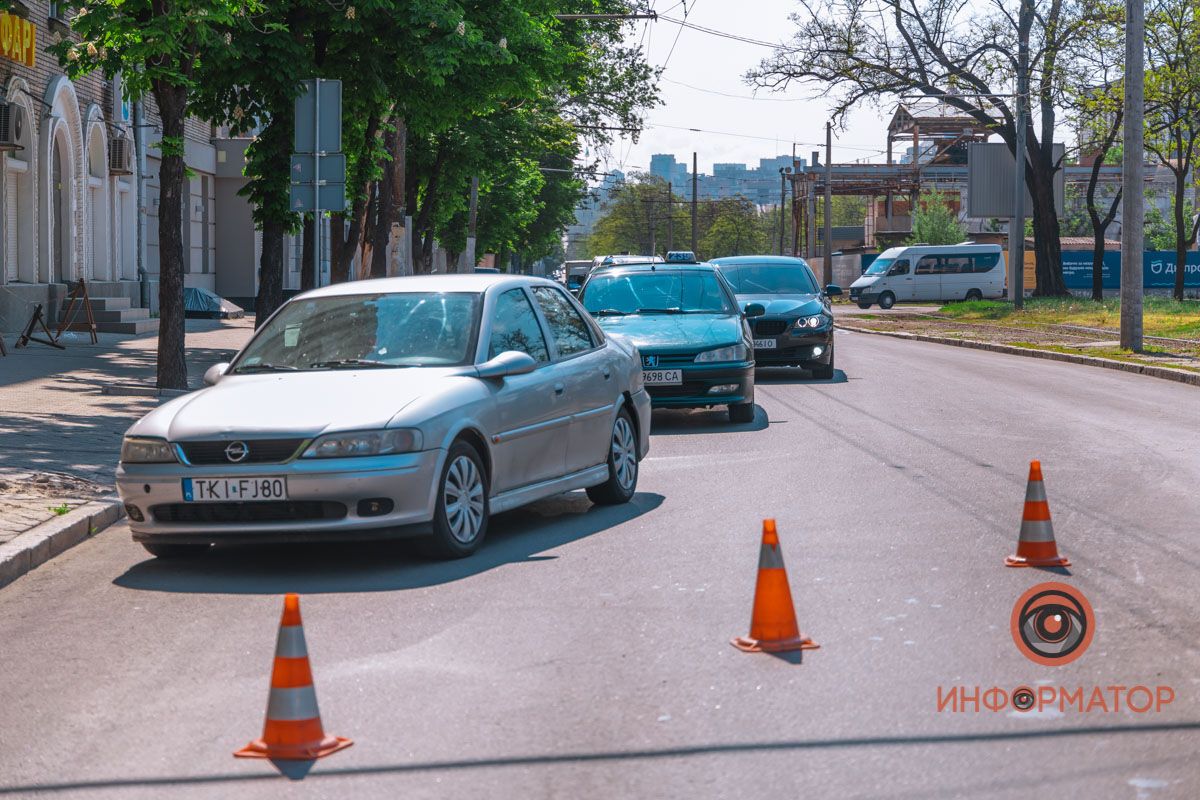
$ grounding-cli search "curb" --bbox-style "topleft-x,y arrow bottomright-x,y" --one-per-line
836,324 -> 1200,388
101,384 -> 191,398
0,500 -> 126,591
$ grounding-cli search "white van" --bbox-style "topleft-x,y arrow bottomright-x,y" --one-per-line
849,244 -> 1006,309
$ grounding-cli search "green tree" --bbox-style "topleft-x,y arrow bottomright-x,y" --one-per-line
1145,0 -> 1200,300
54,0 -> 247,387
701,197 -> 769,258
589,175 -> 687,257
908,191 -> 965,245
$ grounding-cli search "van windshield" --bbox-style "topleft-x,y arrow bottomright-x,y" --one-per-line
864,257 -> 895,275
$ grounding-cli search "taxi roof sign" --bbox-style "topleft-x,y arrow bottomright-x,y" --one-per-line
665,250 -> 697,263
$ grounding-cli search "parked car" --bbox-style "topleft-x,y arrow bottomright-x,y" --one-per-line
116,275 -> 651,560
710,255 -> 841,379
559,260 -> 593,292
577,260 -> 762,423
849,244 -> 1006,309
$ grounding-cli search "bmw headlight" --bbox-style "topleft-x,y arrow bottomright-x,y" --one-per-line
794,315 -> 828,329
301,429 -> 422,459
120,437 -> 178,464
694,343 -> 748,363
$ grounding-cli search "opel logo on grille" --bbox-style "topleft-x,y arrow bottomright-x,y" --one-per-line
642,355 -> 659,368
224,441 -> 249,463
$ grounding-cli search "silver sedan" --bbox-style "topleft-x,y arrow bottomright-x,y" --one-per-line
116,275 -> 651,559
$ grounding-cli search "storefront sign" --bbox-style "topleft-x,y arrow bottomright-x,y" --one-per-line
0,12 -> 37,67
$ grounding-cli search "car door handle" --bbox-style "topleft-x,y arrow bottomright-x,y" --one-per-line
554,383 -> 565,395
602,368 -> 611,380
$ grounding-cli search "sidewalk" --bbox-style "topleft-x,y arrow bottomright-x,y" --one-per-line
0,318 -> 255,585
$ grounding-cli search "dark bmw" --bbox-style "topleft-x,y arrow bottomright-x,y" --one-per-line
578,260 -> 762,423
711,256 -> 841,379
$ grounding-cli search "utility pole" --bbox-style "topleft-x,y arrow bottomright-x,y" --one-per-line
466,175 -> 479,273
666,181 -> 674,252
1009,0 -> 1032,309
778,168 -> 788,255
823,122 -> 833,285
691,152 -> 698,253
1121,0 -> 1144,351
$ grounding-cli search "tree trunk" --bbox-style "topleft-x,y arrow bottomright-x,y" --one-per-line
1174,170 -> 1187,301
1027,151 -> 1067,297
300,215 -> 316,291
330,115 -> 381,282
151,82 -> 189,390
413,141 -> 448,274
256,219 -> 285,328
370,118 -> 406,278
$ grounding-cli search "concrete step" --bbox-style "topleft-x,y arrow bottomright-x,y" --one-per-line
61,296 -> 131,312
74,308 -> 151,324
66,317 -> 159,335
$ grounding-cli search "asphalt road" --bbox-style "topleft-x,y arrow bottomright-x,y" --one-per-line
2,331 -> 1198,799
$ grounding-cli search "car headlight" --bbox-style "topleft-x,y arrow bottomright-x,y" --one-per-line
301,429 -> 422,459
694,343 -> 747,363
120,437 -> 178,464
793,315 -> 828,329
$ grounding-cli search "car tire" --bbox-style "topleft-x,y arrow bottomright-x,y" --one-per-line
141,542 -> 209,559
856,302 -> 872,309
586,407 -> 639,506
811,345 -> 835,380
423,440 -> 489,559
965,289 -> 983,301
878,292 -> 896,309
728,402 -> 756,424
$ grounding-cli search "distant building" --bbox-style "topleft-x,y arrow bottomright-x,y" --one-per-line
649,153 -> 807,205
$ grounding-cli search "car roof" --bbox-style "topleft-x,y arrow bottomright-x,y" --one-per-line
588,261 -> 719,277
295,274 -> 561,298
709,255 -> 812,266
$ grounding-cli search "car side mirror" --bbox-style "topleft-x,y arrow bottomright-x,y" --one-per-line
477,351 -> 537,379
824,284 -> 843,296
203,362 -> 230,386
743,303 -> 766,318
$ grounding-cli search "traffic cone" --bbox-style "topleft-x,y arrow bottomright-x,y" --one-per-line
1005,460 -> 1070,568
731,519 -> 819,653
235,594 -> 353,760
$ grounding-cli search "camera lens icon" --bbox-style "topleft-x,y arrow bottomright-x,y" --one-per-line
1011,686 -> 1036,711
1011,582 -> 1095,666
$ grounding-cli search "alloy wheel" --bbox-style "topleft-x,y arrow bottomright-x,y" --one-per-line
443,454 -> 485,544
612,416 -> 637,491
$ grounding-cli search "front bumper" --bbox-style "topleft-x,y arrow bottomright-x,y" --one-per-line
644,362 -> 755,408
753,329 -> 834,366
848,286 -> 878,303
117,449 -> 444,544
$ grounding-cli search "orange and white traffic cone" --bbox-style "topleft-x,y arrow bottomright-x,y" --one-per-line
235,594 -> 353,760
731,519 -> 819,653
1005,460 -> 1070,568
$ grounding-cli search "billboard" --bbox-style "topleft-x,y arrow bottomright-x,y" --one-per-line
966,143 -> 1065,219
1059,250 -> 1200,289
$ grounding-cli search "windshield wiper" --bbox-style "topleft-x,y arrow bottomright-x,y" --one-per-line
234,362 -> 299,373
635,307 -> 685,314
307,359 -> 394,369
591,308 -> 631,316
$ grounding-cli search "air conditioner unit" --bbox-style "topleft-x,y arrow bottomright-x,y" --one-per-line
109,136 -> 134,175
0,102 -> 25,152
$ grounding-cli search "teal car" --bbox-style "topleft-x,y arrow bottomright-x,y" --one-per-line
578,261 -> 764,423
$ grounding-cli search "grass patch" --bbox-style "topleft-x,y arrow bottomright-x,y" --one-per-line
937,297 -> 1200,339
48,502 -> 71,516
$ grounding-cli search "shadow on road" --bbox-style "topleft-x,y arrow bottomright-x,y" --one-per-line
3,722 -> 1197,793
111,491 -> 664,595
755,367 -> 848,385
648,405 -> 769,435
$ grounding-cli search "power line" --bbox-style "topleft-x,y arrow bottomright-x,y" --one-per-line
657,14 -> 782,49
644,121 -> 888,154
661,77 -> 808,102
661,0 -> 700,72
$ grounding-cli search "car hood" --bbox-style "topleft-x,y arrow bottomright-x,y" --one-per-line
127,368 -> 470,441
735,293 -> 824,317
851,275 -> 880,288
595,313 -> 743,351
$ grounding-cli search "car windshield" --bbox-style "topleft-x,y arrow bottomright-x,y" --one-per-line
580,270 -> 736,315
720,263 -> 819,294
232,292 -> 481,372
864,257 -> 896,275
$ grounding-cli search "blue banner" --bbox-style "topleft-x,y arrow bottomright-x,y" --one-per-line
1060,250 -> 1200,289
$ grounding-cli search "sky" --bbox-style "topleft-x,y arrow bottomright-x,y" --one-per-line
596,0 -> 897,178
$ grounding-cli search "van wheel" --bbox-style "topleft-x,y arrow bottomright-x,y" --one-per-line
965,289 -> 983,301
856,302 -> 872,309
878,292 -> 896,309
